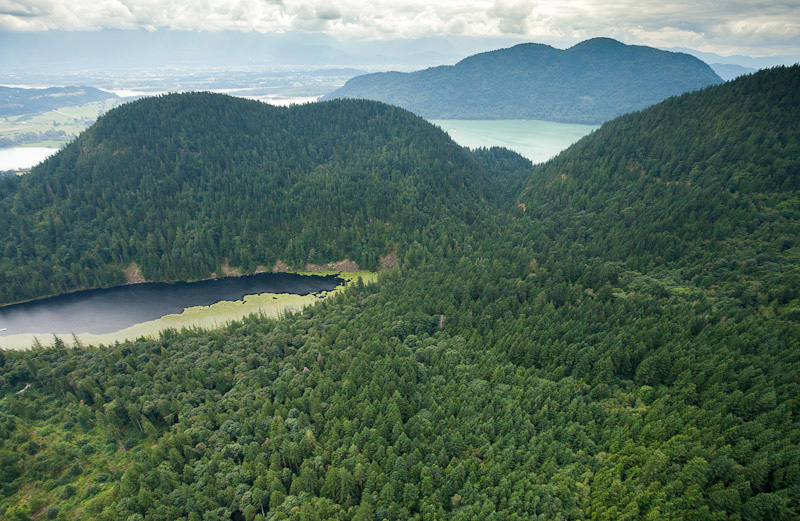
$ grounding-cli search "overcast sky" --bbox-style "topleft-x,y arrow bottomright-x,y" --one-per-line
1,0 -> 799,56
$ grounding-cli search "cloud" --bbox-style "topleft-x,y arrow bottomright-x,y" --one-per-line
315,1 -> 341,20
0,0 -> 798,55
487,0 -> 539,35
0,0 -> 48,18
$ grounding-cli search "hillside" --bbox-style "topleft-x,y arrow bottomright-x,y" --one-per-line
0,94 -> 525,305
324,38 -> 722,123
520,65 -> 800,296
1,67 -> 799,521
0,86 -> 117,117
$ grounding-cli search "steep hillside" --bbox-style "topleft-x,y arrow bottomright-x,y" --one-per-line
521,65 -> 800,298
0,94 -> 519,305
0,86 -> 117,117
0,68 -> 798,521
324,38 -> 722,123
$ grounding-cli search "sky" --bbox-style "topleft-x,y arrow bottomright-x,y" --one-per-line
0,0 -> 799,57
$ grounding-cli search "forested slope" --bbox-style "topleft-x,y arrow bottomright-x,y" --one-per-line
521,64 -> 800,305
0,68 -> 798,521
0,94 -> 520,305
324,38 -> 722,123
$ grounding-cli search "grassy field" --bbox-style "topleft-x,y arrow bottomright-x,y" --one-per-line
0,271 -> 378,350
0,99 -> 122,147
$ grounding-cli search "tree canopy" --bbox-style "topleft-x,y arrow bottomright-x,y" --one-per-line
0,95 -> 520,305
0,66 -> 798,521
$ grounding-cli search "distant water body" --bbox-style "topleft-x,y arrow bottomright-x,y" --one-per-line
0,273 -> 341,336
0,147 -> 59,171
429,119 -> 598,164
104,88 -> 322,107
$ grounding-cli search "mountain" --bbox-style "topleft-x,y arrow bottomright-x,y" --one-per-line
323,38 -> 723,123
0,86 -> 117,117
0,93 -> 525,305
1,67 -> 799,521
521,65 -> 799,286
0,30 -> 492,73
709,63 -> 757,81
509,65 -> 800,517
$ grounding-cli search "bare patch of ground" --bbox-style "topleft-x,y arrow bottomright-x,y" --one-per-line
123,262 -> 147,284
220,263 -> 243,277
305,259 -> 360,272
379,252 -> 399,270
272,260 -> 290,273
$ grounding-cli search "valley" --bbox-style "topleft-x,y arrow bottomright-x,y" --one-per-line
0,99 -> 120,146
0,27 -> 797,521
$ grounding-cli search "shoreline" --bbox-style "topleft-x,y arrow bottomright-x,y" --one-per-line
0,271 -> 376,350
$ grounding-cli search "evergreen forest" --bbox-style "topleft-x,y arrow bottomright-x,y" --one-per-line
0,66 -> 798,521
0,95 -> 520,305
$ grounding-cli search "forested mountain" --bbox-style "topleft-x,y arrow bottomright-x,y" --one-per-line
323,38 -> 722,123
0,86 -> 117,117
1,67 -> 799,521
0,94 -> 523,305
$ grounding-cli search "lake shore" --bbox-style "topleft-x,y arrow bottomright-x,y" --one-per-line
0,271 -> 376,350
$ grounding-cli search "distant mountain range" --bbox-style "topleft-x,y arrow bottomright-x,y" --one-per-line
323,38 -> 723,123
0,85 -> 117,117
709,63 -> 757,81
665,46 -> 800,69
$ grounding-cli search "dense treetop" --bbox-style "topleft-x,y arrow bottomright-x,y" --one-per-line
0,86 -> 116,117
0,94 -> 520,305
521,65 -> 800,299
324,38 -> 722,123
0,67 -> 799,521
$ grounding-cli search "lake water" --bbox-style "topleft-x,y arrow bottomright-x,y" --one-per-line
0,273 -> 342,336
429,119 -> 599,164
0,147 -> 59,171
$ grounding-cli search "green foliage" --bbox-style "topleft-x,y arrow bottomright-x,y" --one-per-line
522,65 -> 800,308
0,94 -> 511,305
325,38 -> 722,124
1,66 -> 799,520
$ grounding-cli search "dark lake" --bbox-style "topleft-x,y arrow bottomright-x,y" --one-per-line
0,273 -> 342,336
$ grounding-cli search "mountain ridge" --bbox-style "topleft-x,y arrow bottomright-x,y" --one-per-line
0,93 -> 526,305
324,38 -> 722,123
